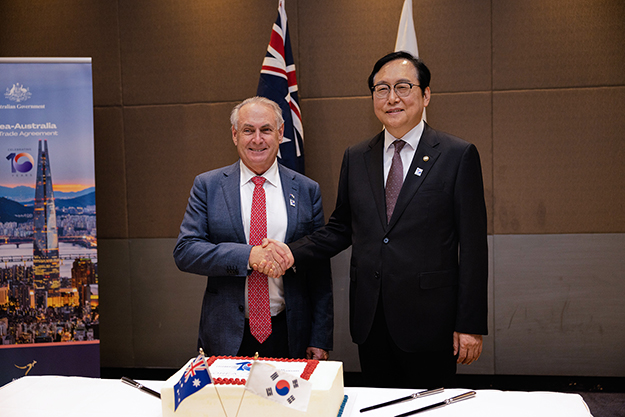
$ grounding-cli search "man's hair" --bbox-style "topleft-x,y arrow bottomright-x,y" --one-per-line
230,96 -> 284,130
367,51 -> 431,96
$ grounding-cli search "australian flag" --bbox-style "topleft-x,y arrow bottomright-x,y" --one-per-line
174,355 -> 213,411
257,0 -> 305,174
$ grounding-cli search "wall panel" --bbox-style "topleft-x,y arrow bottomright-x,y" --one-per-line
0,1 -> 122,106
298,0 -> 401,98
99,239 -> 134,368
493,0 -> 625,90
412,0 -> 492,93
118,0 -> 293,105
301,97 -> 382,216
493,87 -> 625,234
128,239 -> 204,368
94,107 -> 129,239
493,234 -> 625,376
122,103 -> 240,238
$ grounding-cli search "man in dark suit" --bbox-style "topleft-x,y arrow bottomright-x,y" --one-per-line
262,52 -> 488,388
174,96 -> 332,360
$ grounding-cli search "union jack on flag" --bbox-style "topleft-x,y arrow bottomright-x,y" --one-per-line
257,0 -> 305,174
174,354 -> 213,411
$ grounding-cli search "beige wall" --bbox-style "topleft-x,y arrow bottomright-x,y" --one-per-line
2,0 -> 624,375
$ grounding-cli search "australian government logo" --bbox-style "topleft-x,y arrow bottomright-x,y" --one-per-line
2,83 -> 45,109
5,83 -> 31,102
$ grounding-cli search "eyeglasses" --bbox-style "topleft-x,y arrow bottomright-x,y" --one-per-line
371,82 -> 420,99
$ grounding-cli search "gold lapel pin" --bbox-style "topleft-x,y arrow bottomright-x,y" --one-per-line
423,155 -> 430,162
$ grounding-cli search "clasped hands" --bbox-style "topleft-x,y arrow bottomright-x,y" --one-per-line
249,238 -> 294,278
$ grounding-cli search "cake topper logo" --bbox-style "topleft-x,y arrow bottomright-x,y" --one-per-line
235,361 -> 252,372
7,152 -> 35,173
5,83 -> 32,102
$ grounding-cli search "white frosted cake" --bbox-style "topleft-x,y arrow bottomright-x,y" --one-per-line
161,356 -> 344,417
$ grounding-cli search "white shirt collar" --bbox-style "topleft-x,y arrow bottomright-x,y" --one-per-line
239,159 -> 280,188
384,120 -> 425,152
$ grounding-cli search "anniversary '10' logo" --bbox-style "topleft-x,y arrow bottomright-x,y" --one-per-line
6,152 -> 34,173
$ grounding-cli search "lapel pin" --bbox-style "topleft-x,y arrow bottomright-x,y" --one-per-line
423,155 -> 430,162
289,193 -> 296,207
415,167 -> 423,176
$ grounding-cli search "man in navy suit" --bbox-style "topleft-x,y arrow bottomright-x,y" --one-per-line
174,97 -> 332,360
262,52 -> 488,387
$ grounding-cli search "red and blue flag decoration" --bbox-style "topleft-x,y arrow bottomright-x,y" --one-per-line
257,0 -> 305,174
244,361 -> 312,411
174,354 -> 213,411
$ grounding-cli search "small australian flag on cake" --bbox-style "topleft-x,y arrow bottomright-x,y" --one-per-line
174,355 -> 213,410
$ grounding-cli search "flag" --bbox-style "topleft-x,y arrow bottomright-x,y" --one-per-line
394,0 -> 426,121
257,0 -> 305,174
394,0 -> 419,56
244,361 -> 312,412
174,355 -> 213,411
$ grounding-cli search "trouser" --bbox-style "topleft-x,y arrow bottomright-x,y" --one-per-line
237,310 -> 290,359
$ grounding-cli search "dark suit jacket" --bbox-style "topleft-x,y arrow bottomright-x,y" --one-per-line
290,124 -> 488,352
173,161 -> 333,358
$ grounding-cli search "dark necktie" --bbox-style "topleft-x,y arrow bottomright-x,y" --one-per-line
385,140 -> 406,223
248,176 -> 271,343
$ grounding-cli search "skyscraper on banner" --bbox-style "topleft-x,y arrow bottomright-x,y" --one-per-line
394,0 -> 426,121
33,139 -> 60,297
257,0 -> 304,174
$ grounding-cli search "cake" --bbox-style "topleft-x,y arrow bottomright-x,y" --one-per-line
161,356 -> 344,417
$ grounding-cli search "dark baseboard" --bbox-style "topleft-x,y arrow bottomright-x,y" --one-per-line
454,374 -> 625,393
345,372 -> 625,393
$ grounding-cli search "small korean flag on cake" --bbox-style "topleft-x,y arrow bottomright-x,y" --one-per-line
244,361 -> 312,411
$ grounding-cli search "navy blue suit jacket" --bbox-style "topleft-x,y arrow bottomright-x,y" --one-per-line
174,161 -> 333,358
290,124 -> 488,352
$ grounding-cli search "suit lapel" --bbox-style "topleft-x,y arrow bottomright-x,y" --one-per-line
221,161 -> 247,244
364,132 -> 388,228
388,124 -> 441,229
278,165 -> 298,244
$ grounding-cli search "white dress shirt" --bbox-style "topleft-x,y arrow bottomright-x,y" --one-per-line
239,159 -> 288,317
383,120 -> 425,186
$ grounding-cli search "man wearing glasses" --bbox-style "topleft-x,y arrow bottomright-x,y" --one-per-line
264,51 -> 488,388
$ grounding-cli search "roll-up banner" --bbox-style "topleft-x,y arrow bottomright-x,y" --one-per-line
0,58 -> 98,386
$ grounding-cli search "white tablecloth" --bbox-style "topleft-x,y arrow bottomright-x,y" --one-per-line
0,376 -> 593,417
343,387 -> 593,417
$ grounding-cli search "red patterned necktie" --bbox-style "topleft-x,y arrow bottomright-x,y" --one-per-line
386,140 -> 406,223
248,176 -> 272,343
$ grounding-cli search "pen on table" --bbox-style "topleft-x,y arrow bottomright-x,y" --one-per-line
121,376 -> 161,399
360,387 -> 444,412
394,391 -> 476,417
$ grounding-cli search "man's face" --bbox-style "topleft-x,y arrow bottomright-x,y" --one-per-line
372,59 -> 430,139
232,102 -> 284,175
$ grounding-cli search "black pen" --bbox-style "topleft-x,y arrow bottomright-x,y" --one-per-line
395,391 -> 476,417
121,376 -> 161,399
360,388 -> 444,412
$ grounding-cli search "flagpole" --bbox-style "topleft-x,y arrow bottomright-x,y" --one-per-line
257,0 -> 305,173
200,348 -> 228,417
394,0 -> 426,122
234,352 -> 259,417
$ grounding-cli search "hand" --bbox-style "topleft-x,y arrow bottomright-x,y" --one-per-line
253,239 -> 294,276
453,332 -> 483,365
306,347 -> 329,360
249,245 -> 284,278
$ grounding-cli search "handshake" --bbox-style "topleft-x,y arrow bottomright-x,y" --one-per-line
249,239 -> 295,278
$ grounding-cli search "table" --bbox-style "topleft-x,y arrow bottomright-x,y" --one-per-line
344,387 -> 593,417
0,376 -> 593,417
